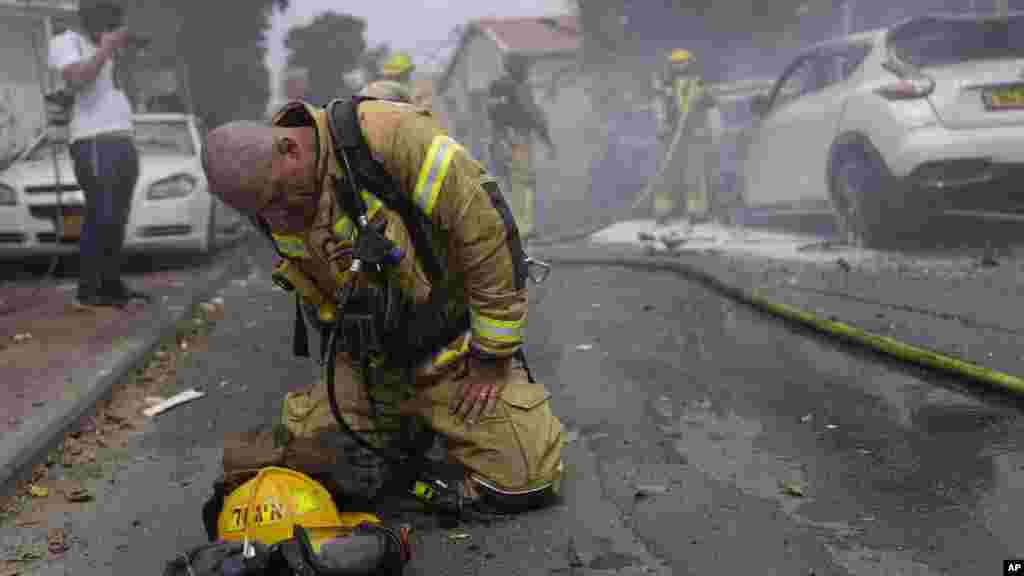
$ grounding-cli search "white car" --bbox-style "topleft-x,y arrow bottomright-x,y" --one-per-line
741,12 -> 1024,247
0,113 -> 246,257
707,77 -> 776,216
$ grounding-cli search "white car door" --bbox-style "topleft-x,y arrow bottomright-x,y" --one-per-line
789,43 -> 873,207
743,55 -> 819,208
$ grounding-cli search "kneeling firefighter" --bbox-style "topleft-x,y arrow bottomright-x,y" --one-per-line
199,95 -> 564,531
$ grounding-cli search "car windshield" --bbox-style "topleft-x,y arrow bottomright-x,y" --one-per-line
134,120 -> 195,156
888,15 -> 1024,68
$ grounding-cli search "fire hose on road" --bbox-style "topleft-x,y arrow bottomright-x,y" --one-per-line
512,103 -> 1024,398
533,250 -> 1024,397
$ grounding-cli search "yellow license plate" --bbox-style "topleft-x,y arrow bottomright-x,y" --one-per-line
985,87 -> 1024,110
62,214 -> 82,240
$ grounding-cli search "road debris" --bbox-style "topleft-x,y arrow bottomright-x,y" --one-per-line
825,424 -> 838,430
63,486 -> 93,503
575,344 -> 593,351
800,414 -> 813,423
7,544 -> 43,563
47,528 -> 68,555
11,333 -> 32,343
634,484 -> 670,501
143,388 -> 205,417
447,531 -> 471,542
567,538 -> 585,568
780,481 -> 805,497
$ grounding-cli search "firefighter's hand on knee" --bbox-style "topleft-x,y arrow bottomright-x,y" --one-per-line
450,363 -> 499,425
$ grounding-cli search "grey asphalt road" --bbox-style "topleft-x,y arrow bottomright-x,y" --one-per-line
7,234 -> 1024,575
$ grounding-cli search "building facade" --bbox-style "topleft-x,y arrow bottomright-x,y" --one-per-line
436,15 -> 591,232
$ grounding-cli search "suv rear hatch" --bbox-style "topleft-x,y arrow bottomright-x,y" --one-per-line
887,14 -> 1024,130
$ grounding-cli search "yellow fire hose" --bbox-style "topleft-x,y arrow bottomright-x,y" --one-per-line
536,252 -> 1024,396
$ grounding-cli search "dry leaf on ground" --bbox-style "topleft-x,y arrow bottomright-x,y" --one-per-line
781,481 -> 805,497
62,485 -> 93,503
26,485 -> 48,498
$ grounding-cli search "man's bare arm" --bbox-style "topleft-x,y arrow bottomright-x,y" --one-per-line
61,28 -> 126,89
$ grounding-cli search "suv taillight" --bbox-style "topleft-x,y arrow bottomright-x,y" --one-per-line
875,76 -> 935,100
877,59 -> 935,100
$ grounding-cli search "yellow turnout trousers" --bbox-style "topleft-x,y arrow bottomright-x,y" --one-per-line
223,347 -> 565,501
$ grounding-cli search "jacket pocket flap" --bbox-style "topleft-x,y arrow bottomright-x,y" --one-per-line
501,382 -> 551,410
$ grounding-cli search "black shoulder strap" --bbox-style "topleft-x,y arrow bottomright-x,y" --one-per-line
324,97 -> 445,286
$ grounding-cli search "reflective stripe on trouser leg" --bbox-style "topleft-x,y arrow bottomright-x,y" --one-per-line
685,122 -> 709,217
403,358 -> 565,501
653,138 -> 677,220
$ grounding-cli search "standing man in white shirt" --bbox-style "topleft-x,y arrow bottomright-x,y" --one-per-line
48,0 -> 149,308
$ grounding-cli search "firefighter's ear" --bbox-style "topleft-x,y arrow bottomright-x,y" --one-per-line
275,135 -> 298,158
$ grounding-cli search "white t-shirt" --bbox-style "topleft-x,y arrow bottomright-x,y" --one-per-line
48,29 -> 133,142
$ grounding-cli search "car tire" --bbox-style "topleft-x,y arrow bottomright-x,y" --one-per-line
829,139 -> 919,249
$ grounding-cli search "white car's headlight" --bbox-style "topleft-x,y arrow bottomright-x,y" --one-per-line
147,174 -> 196,200
0,182 -> 15,206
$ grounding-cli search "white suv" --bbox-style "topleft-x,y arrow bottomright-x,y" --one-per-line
741,12 -> 1024,247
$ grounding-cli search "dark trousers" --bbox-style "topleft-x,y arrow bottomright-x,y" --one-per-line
69,135 -> 139,298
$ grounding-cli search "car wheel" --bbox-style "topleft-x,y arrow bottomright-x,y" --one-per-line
830,141 -> 897,249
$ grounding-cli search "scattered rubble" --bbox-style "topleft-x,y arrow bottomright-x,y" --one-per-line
780,481 -> 805,497
0,297 -> 224,529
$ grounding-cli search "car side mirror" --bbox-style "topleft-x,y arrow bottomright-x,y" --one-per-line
750,93 -> 771,117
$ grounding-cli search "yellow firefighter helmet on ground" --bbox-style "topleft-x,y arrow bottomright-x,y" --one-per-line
669,49 -> 693,64
380,52 -> 415,78
217,467 -> 382,550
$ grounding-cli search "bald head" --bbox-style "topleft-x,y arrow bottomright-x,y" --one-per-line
201,121 -> 275,215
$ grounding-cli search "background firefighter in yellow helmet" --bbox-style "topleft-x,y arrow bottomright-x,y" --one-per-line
651,48 -> 716,226
486,55 -> 556,241
375,52 -> 415,98
199,98 -> 565,517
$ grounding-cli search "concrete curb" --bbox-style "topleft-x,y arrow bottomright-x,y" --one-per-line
0,236 -> 252,494
535,244 -> 1024,398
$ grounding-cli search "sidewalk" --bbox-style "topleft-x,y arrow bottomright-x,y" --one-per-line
0,241 -> 252,490
538,219 -> 1024,386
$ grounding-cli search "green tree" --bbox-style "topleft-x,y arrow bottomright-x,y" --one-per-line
112,0 -> 288,127
284,12 -> 368,104
361,43 -> 391,82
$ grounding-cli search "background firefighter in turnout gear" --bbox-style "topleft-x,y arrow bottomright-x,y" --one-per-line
363,52 -> 420,106
199,97 -> 565,520
486,55 -> 556,241
651,48 -> 716,226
